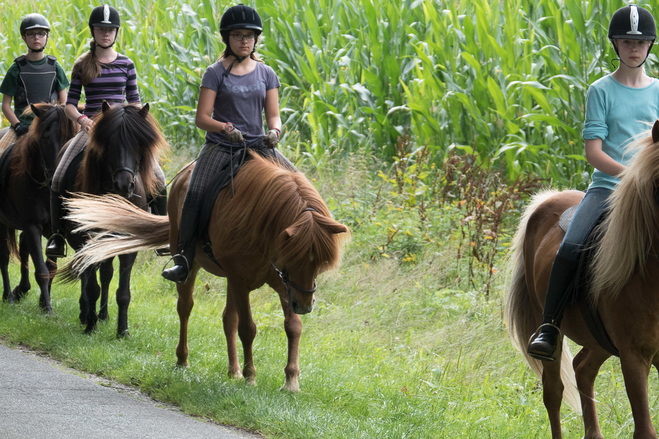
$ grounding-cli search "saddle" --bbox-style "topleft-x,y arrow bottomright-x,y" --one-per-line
558,206 -> 620,357
197,145 -> 279,267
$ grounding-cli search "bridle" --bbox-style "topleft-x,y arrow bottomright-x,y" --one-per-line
109,158 -> 140,188
270,206 -> 318,295
270,262 -> 317,295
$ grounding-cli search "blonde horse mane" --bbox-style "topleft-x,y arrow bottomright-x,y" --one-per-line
213,152 -> 349,274
590,129 -> 659,305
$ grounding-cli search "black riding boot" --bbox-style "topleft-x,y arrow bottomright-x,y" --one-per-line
527,253 -> 579,362
45,190 -> 67,258
161,207 -> 200,284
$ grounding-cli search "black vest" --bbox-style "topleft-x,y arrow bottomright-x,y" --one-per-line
14,55 -> 58,111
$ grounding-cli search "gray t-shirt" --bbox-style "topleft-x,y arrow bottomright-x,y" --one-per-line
200,60 -> 281,145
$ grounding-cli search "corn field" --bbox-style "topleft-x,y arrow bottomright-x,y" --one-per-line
0,0 -> 654,186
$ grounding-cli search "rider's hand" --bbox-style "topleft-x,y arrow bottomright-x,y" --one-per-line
13,122 -> 29,137
264,128 -> 280,149
223,122 -> 244,143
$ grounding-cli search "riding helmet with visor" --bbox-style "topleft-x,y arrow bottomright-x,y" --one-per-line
608,4 -> 656,68
20,14 -> 50,35
220,4 -> 262,35
88,4 -> 121,49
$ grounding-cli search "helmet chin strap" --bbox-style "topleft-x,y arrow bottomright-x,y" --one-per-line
26,37 -> 47,53
613,40 -> 654,69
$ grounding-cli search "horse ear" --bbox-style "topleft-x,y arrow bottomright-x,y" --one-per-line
324,222 -> 349,235
284,225 -> 298,239
653,120 -> 659,144
30,104 -> 45,118
138,103 -> 150,118
102,101 -> 111,114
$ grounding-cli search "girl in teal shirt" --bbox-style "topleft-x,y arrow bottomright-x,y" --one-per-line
528,4 -> 659,362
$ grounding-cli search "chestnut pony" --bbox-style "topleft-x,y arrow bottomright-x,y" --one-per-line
60,152 -> 349,391
0,103 -> 76,311
56,102 -> 167,337
506,120 -> 659,438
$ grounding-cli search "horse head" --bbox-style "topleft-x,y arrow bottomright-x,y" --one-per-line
273,207 -> 349,314
11,103 -> 77,180
84,102 -> 166,199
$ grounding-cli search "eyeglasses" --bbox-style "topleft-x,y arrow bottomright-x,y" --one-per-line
230,33 -> 256,42
25,31 -> 48,38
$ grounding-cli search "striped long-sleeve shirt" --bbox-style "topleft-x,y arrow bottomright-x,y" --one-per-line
66,54 -> 140,117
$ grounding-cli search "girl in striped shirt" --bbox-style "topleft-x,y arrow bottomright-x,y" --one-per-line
45,4 -> 167,258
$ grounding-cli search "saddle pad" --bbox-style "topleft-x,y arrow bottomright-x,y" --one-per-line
0,129 -> 17,154
559,204 -> 579,232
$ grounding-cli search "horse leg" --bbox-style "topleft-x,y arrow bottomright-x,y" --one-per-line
79,269 -> 89,325
83,267 -> 101,334
276,289 -> 302,392
13,232 -> 31,301
224,281 -> 257,384
573,348 -> 609,439
619,351 -> 656,439
541,340 -> 565,439
22,227 -> 52,312
115,253 -> 136,338
98,258 -> 114,321
0,225 -> 13,303
175,268 -> 199,367
222,283 -> 243,380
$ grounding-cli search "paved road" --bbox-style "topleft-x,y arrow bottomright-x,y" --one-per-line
0,344 -> 262,439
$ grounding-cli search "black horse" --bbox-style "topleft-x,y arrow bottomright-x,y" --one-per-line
0,103 -> 77,311
55,102 -> 168,337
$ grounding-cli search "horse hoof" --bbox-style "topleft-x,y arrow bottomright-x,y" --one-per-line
98,312 -> 109,321
245,377 -> 256,387
280,382 -> 300,393
117,330 -> 130,339
175,360 -> 189,368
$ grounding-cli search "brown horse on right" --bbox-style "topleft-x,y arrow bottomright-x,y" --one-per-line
60,152 -> 349,391
506,120 -> 659,438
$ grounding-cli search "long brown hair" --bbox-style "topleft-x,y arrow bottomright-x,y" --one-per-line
71,40 -> 102,86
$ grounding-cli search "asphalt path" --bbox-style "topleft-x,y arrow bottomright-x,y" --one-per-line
0,343 -> 263,439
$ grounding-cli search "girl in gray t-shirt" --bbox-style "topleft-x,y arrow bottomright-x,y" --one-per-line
162,4 -> 294,283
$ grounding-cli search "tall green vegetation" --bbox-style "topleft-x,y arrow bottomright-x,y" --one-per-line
0,0 -> 645,185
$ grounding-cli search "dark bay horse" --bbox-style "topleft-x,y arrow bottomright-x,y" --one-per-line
56,102 -> 167,337
506,120 -> 659,438
61,152 -> 349,391
0,103 -> 77,311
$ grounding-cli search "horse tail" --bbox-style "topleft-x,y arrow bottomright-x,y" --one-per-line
57,193 -> 170,283
505,189 -> 582,414
6,229 -> 18,260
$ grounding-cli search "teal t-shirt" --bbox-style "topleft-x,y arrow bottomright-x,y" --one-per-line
582,74 -> 659,190
0,57 -> 69,126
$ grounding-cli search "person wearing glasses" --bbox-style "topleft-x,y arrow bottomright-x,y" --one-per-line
0,13 -> 69,149
162,3 -> 292,283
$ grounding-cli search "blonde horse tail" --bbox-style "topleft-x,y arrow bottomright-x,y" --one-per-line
57,193 -> 170,282
505,190 -> 582,414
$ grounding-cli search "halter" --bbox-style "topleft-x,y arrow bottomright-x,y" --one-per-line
271,262 -> 317,295
109,158 -> 140,190
270,207 -> 318,295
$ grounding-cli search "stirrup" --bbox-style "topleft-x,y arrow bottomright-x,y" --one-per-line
161,253 -> 190,284
527,323 -> 562,362
154,244 -> 171,257
45,233 -> 67,258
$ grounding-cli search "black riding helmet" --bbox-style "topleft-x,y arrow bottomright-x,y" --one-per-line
219,4 -> 262,63
88,4 -> 121,49
20,13 -> 50,35
21,13 -> 50,52
220,4 -> 262,34
609,5 -> 656,68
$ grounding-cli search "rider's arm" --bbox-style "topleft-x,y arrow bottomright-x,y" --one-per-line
1,94 -> 19,127
195,86 -> 231,133
264,87 -> 281,132
57,89 -> 67,105
585,138 -> 626,178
